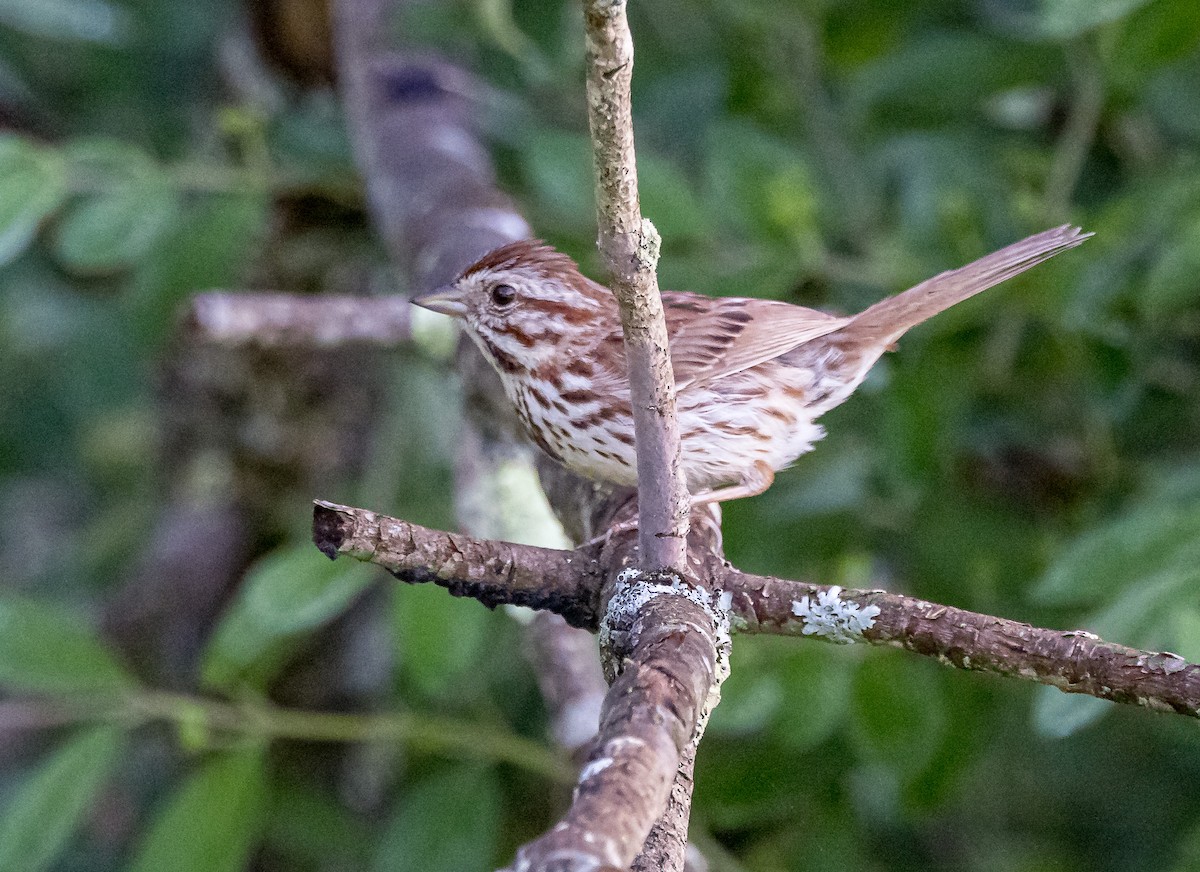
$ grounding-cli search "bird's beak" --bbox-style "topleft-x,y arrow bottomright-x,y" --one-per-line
410,284 -> 468,318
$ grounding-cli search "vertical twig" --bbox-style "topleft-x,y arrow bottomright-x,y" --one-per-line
1045,38 -> 1104,222
582,0 -> 690,573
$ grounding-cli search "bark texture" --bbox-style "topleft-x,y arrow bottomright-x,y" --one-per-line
729,571 -> 1200,716
313,505 -> 1200,721
582,0 -> 690,572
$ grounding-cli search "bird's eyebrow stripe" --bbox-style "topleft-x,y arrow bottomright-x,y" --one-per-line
529,300 -> 596,325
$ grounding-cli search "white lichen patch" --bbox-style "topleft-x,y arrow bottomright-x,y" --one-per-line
578,756 -> 613,782
600,567 -> 733,726
790,585 -> 881,644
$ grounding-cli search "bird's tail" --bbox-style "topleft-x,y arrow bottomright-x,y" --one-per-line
835,225 -> 1092,348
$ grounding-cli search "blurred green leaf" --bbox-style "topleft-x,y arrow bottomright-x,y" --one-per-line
0,0 -> 129,43
202,546 -> 376,692
0,727 -> 123,872
1033,500 -> 1200,606
520,129 -> 593,234
1169,605 -> 1200,663
264,777 -> 372,869
703,119 -> 821,255
850,651 -> 947,776
0,593 -> 136,694
775,648 -> 855,750
0,136 -> 67,267
395,583 -> 490,698
710,635 -> 852,745
1111,0 -> 1200,83
850,34 -> 1052,122
127,746 -> 268,872
129,192 -> 269,341
372,766 -> 500,872
1140,212 -> 1200,319
1031,687 -> 1113,739
1032,565 -> 1198,737
638,152 -> 708,241
1035,0 -> 1154,40
53,141 -> 180,275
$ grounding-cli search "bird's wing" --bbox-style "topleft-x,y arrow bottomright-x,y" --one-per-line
663,292 -> 849,390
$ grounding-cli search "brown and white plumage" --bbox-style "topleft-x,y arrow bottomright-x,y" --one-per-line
413,225 -> 1091,503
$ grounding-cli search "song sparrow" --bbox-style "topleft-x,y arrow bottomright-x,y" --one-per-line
413,225 -> 1090,505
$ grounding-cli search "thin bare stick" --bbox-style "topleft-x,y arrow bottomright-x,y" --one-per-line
583,0 -> 689,573
186,292 -> 413,348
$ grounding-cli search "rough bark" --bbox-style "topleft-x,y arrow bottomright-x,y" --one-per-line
728,570 -> 1200,717
312,507 -> 1200,721
312,500 -> 601,628
507,515 -> 729,872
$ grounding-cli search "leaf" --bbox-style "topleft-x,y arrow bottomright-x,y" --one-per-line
0,593 -> 137,694
1169,605 -> 1200,663
128,192 -> 269,343
202,546 -> 376,692
774,643 -> 855,751
1031,687 -> 1113,739
1111,0 -> 1200,84
850,34 -> 1053,122
1036,0 -> 1155,40
1032,500 -> 1200,607
703,120 -> 821,252
850,650 -> 947,776
0,0 -> 130,43
638,151 -> 708,242
520,129 -> 593,234
395,582 -> 490,699
0,727 -> 124,872
127,746 -> 268,872
53,149 -> 178,274
372,766 -> 501,872
0,136 -> 67,267
1140,212 -> 1200,320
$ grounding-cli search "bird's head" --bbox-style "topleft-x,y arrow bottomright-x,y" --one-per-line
411,239 -> 609,374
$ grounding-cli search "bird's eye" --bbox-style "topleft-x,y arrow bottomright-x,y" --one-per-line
490,283 -> 517,308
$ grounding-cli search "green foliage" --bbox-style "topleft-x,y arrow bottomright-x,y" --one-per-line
53,140 -> 181,275
126,746 -> 269,872
0,136 -> 66,266
1030,490 -> 1200,735
0,594 -> 136,694
0,728 -> 123,872
371,766 -> 502,872
202,546 -> 377,692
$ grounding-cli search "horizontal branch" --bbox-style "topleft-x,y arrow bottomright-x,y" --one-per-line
313,500 -> 1200,721
727,571 -> 1200,718
0,691 -> 572,782
185,292 -> 413,348
312,500 -> 601,628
